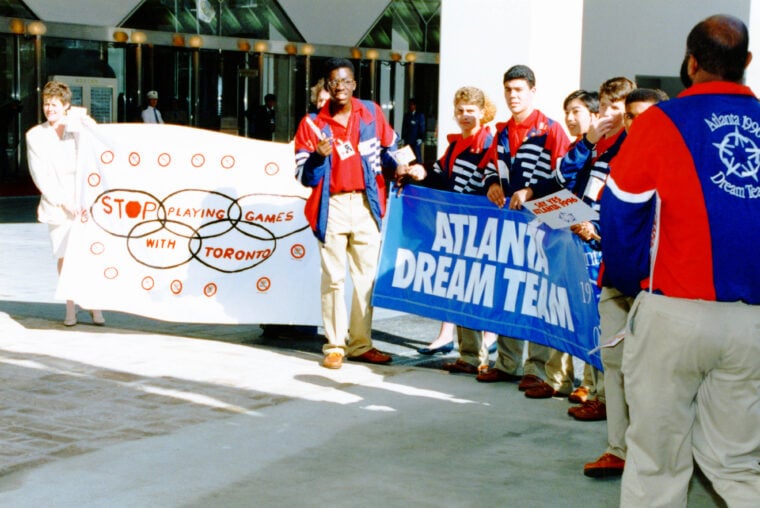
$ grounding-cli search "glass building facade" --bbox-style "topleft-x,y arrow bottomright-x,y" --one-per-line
0,0 -> 440,195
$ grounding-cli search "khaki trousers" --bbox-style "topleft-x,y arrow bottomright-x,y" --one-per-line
456,327 -> 491,368
543,350 -> 600,395
319,192 -> 380,357
598,286 -> 633,460
621,292 -> 760,508
544,349 -> 573,393
493,337 -> 550,379
582,363 -> 599,394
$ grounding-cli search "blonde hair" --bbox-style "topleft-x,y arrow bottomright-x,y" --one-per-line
453,86 -> 496,124
310,78 -> 326,105
42,81 -> 72,106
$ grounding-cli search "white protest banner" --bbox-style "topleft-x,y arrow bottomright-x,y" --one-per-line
57,123 -> 322,325
523,189 -> 599,229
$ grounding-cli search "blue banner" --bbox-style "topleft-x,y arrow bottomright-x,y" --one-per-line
374,185 -> 602,370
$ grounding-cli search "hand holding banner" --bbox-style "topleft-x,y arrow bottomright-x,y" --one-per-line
523,188 -> 599,230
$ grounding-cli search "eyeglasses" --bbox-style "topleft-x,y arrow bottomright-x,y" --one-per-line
327,78 -> 355,89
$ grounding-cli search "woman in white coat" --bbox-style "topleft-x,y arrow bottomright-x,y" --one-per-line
26,80 -> 104,326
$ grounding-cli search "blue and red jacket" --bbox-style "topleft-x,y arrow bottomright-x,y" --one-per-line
482,109 -> 569,197
294,98 -> 398,242
424,126 -> 493,195
601,81 -> 760,303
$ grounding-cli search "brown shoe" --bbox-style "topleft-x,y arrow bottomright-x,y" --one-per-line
583,453 -> 625,478
349,348 -> 392,364
322,352 -> 343,369
567,403 -> 584,416
518,374 -> 544,391
442,359 -> 478,375
573,400 -> 607,421
524,381 -> 567,399
476,367 -> 521,383
569,386 -> 589,403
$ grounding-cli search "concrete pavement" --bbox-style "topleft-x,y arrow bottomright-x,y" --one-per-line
0,197 -> 722,507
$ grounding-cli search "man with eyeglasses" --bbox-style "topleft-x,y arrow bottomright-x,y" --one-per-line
295,57 -> 423,369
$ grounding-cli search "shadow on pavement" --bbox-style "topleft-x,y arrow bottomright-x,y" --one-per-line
0,300 -> 457,370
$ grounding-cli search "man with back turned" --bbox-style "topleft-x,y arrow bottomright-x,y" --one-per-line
601,14 -> 760,507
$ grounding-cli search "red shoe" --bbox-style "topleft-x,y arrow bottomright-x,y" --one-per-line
524,381 -> 567,399
569,386 -> 589,403
583,453 -> 625,478
572,400 -> 606,421
476,367 -> 521,383
442,359 -> 478,375
518,374 -> 544,391
349,348 -> 392,364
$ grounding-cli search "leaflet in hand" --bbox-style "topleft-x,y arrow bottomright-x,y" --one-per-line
523,189 -> 599,229
391,145 -> 417,166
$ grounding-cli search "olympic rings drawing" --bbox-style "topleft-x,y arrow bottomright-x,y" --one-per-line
89,188 -> 310,273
